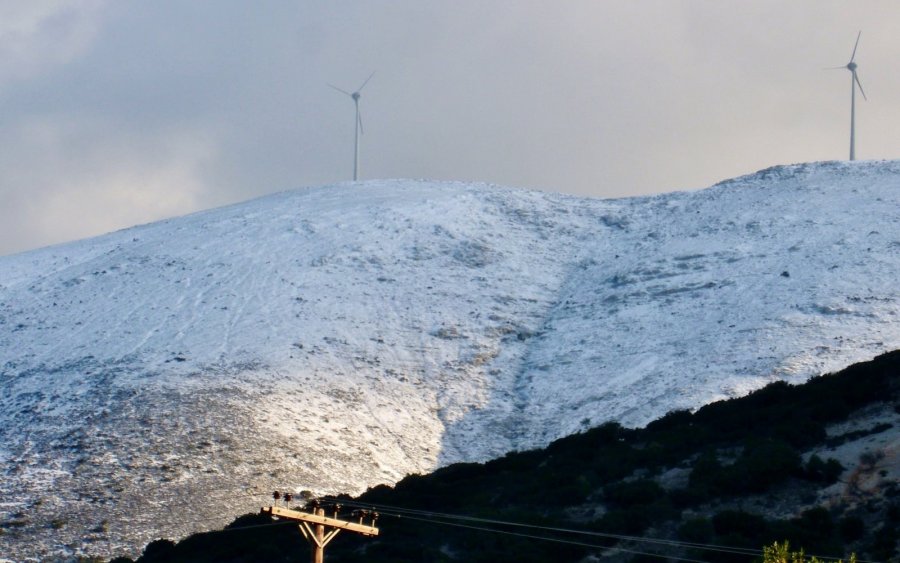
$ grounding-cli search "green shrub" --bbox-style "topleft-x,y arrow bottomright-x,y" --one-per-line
138,539 -> 176,562
762,541 -> 857,563
678,517 -> 714,543
838,516 -> 864,542
712,510 -> 768,543
805,455 -> 844,483
604,479 -> 664,506
732,440 -> 801,493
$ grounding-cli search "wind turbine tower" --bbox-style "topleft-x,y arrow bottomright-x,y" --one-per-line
329,72 -> 375,181
838,31 -> 867,161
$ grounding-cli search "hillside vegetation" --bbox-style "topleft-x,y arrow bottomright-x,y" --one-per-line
128,350 -> 900,562
3,161 -> 900,558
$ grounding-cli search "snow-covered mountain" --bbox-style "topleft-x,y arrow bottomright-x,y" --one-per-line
2,160 -> 899,559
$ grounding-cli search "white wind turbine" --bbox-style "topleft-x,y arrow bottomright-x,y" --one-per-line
831,31 -> 867,161
329,72 -> 375,181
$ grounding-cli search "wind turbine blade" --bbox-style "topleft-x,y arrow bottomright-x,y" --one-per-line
850,30 -> 861,62
357,110 -> 364,135
823,66 -> 846,70
854,71 -> 867,100
327,83 -> 353,97
356,71 -> 376,92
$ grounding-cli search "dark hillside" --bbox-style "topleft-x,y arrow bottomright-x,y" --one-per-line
128,350 -> 900,562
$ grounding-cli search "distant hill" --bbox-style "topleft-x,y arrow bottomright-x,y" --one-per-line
129,350 -> 900,562
1,160 -> 899,559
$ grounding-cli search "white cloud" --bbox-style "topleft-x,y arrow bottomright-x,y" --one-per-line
0,116 -> 217,255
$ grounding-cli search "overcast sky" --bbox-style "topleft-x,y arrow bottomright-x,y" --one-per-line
2,1 -> 899,256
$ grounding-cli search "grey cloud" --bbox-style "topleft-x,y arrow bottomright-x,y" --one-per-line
2,0 -> 900,255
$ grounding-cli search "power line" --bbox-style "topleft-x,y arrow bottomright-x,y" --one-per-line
370,509 -> 716,563
327,497 -> 873,563
327,497 -> 760,557
109,486 -> 875,563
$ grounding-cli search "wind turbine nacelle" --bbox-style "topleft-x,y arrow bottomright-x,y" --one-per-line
847,61 -> 857,71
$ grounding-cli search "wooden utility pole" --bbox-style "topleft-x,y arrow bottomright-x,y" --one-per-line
261,499 -> 379,563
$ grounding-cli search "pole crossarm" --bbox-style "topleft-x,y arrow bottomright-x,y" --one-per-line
262,505 -> 380,537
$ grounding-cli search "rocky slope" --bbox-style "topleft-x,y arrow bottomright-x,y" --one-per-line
1,160 -> 899,559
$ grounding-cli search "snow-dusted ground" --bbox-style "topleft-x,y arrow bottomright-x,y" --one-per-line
1,160 -> 899,559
